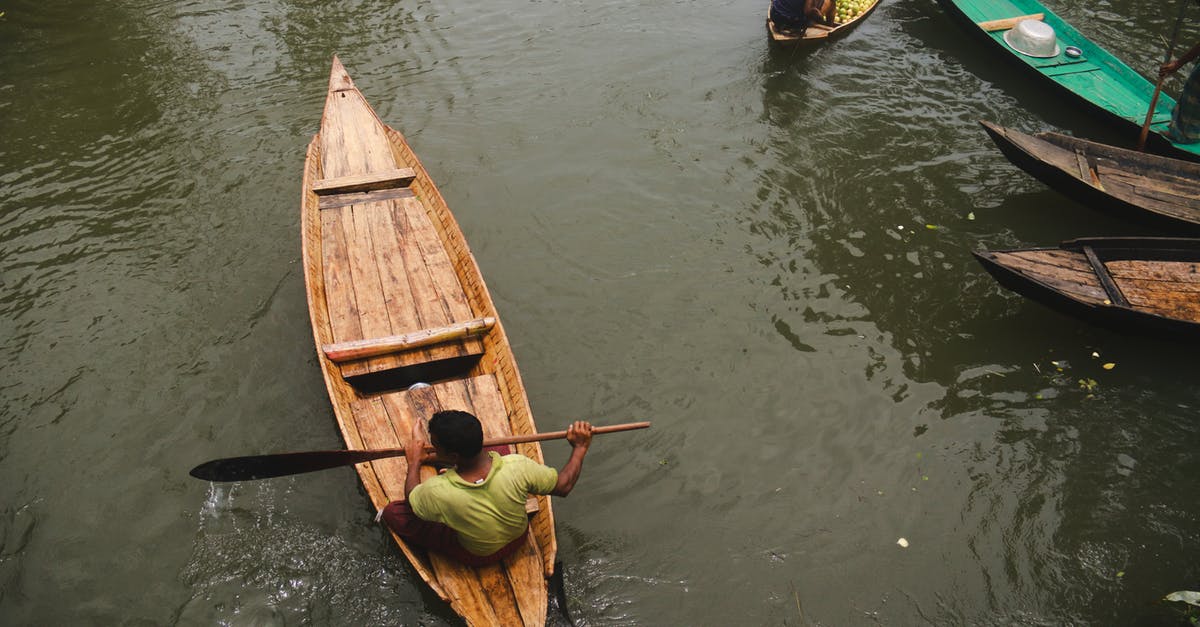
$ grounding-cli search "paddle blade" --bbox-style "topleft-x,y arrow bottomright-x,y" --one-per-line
189,449 -> 405,482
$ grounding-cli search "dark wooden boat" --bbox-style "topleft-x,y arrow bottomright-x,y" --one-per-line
974,237 -> 1200,338
767,0 -> 881,46
936,0 -> 1200,161
301,56 -> 555,625
980,121 -> 1200,234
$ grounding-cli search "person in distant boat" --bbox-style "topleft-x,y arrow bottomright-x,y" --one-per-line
1160,40 -> 1200,143
380,410 -> 594,566
771,0 -> 837,36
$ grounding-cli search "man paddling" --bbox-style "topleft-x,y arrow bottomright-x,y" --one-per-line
1161,39 -> 1200,143
380,410 -> 594,566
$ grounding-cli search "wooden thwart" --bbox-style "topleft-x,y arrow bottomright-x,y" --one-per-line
312,167 -> 417,195
977,13 -> 1044,32
1082,246 -> 1130,307
324,317 -> 496,363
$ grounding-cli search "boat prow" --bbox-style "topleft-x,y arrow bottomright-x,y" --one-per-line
980,121 -> 1200,234
301,55 -> 556,625
974,237 -> 1200,339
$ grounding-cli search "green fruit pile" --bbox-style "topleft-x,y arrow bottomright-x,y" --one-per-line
835,0 -> 869,23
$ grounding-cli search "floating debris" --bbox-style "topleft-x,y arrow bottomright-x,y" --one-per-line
1102,362 -> 1116,370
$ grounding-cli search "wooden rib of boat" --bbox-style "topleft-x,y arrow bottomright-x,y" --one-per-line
974,237 -> 1200,338
766,0 -> 881,46
301,56 -> 555,626
937,0 -> 1200,161
980,121 -> 1200,234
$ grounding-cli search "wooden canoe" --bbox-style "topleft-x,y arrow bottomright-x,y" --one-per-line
980,121 -> 1200,234
766,0 -> 881,46
936,0 -> 1200,161
974,237 -> 1200,338
300,56 -> 556,625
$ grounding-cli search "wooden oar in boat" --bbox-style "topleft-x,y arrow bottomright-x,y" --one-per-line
190,421 -> 651,482
1137,0 -> 1190,151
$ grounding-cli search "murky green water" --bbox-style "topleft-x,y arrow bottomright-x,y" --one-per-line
3,0 -> 1199,624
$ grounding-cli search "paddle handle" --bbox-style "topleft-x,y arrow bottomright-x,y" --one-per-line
1137,82 -> 1166,151
479,421 -> 651,449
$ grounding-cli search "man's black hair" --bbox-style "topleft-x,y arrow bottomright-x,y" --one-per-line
428,410 -> 484,458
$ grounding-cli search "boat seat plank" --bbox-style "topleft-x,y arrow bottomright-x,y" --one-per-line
318,187 -> 415,211
977,13 -> 1043,32
324,317 -> 496,363
312,167 -> 416,195
1083,246 -> 1129,306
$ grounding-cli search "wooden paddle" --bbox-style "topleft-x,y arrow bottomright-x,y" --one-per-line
189,421 -> 651,482
1138,0 -> 1191,151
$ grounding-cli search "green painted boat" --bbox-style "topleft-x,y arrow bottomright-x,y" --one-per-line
936,0 -> 1200,161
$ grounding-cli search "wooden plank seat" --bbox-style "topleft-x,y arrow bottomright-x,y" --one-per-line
312,167 -> 416,195
324,317 -> 496,363
977,13 -> 1044,32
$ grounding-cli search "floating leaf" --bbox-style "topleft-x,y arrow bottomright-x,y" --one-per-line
1116,571 -> 1125,578
1103,363 -> 1116,370
916,452 -> 923,460
925,224 -> 938,230
897,225 -> 905,230
1165,591 -> 1200,607
967,212 -> 976,220
1091,351 -> 1100,358
896,538 -> 909,548
1079,378 -> 1099,392
1035,393 -> 1043,400
922,476 -> 929,481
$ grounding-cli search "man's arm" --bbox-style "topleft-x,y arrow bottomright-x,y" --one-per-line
404,421 -> 429,500
1162,41 -> 1200,77
551,421 -> 593,497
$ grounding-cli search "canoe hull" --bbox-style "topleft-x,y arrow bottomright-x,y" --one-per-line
936,0 -> 1199,161
301,57 -> 555,626
766,1 -> 881,46
980,121 -> 1200,234
974,237 -> 1200,339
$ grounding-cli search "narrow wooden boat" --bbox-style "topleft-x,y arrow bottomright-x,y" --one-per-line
974,237 -> 1200,338
766,0 -> 881,46
937,0 -> 1200,161
301,56 -> 556,625
980,121 -> 1200,234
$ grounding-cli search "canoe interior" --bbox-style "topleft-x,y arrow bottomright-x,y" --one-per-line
938,0 -> 1200,160
766,0 -> 881,45
976,238 -> 1200,336
301,58 -> 555,626
980,122 -> 1200,232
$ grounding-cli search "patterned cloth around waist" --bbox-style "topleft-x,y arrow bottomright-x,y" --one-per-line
1169,63 -> 1200,144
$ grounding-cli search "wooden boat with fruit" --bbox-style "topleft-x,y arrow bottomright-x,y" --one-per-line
980,121 -> 1200,234
973,237 -> 1200,339
936,0 -> 1200,161
767,0 -> 881,46
301,56 -> 557,625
